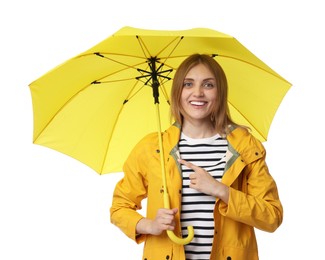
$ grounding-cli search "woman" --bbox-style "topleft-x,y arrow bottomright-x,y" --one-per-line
110,54 -> 283,260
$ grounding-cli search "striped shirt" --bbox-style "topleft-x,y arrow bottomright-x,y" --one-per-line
179,132 -> 228,260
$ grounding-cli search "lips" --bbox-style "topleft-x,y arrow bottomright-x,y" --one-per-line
190,101 -> 206,106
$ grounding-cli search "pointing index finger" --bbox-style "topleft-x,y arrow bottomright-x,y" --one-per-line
178,158 -> 196,170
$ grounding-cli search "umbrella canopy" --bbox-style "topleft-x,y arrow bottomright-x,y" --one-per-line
29,26 -> 291,175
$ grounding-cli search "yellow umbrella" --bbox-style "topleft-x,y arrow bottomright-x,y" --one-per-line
29,26 -> 291,245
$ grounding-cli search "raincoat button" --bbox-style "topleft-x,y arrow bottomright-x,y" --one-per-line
179,189 -> 182,194
166,255 -> 170,259
156,149 -> 160,153
255,152 -> 259,156
227,257 -> 232,260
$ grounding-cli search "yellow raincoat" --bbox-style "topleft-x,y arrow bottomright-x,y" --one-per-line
110,123 -> 283,260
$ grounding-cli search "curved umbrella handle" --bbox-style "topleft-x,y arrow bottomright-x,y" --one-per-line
162,188 -> 194,245
167,226 -> 195,245
156,104 -> 194,245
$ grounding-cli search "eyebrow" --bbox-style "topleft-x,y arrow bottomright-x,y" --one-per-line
184,77 -> 216,81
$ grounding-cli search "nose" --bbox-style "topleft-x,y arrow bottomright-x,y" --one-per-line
193,85 -> 204,97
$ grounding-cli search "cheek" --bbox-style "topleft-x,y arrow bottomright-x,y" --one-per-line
208,90 -> 218,103
207,93 -> 218,111
180,90 -> 188,104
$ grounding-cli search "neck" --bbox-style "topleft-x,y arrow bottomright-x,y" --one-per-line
182,120 -> 217,139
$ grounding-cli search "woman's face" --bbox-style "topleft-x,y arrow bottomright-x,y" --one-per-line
180,63 -> 217,125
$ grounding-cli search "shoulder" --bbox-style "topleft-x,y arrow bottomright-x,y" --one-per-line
133,132 -> 158,151
131,124 -> 180,155
227,125 -> 265,155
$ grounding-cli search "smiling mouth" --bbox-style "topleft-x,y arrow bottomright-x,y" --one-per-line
190,101 -> 206,106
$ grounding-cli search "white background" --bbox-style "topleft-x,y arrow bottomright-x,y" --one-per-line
1,0 -> 324,259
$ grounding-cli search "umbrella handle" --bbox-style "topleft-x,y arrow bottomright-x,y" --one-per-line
156,104 -> 194,245
167,227 -> 195,245
162,190 -> 194,245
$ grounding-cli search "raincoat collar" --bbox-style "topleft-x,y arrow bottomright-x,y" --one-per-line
165,122 -> 264,187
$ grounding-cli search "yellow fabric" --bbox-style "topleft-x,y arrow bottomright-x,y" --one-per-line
110,123 -> 283,260
29,26 -> 291,174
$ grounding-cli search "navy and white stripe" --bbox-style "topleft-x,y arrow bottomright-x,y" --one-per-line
179,132 -> 227,260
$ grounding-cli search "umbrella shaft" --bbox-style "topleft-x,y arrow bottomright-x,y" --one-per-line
155,103 -> 169,207
150,57 -> 159,104
152,81 -> 160,104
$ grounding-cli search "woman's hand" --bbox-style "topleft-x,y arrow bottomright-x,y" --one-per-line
178,158 -> 229,203
136,208 -> 178,236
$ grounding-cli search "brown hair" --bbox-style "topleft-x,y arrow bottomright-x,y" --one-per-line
170,54 -> 237,135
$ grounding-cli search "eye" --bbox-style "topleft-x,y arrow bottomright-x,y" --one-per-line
203,81 -> 215,88
183,81 -> 193,88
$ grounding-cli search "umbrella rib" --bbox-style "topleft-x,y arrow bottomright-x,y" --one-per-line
99,103 -> 124,174
151,54 -> 190,71
217,54 -> 291,84
94,52 -> 147,70
158,37 -> 184,64
125,84 -> 146,102
80,52 -> 147,60
136,36 -> 151,58
94,77 -> 138,84
227,99 -> 267,141
136,35 -> 185,72
32,82 -> 94,143
94,77 -> 146,103
136,35 -> 183,60
99,86 -> 142,174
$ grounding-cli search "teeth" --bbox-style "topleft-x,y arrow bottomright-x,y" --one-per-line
190,101 -> 205,105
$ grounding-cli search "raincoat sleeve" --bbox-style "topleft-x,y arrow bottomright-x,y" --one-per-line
110,138 -> 149,244
219,131 -> 283,232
